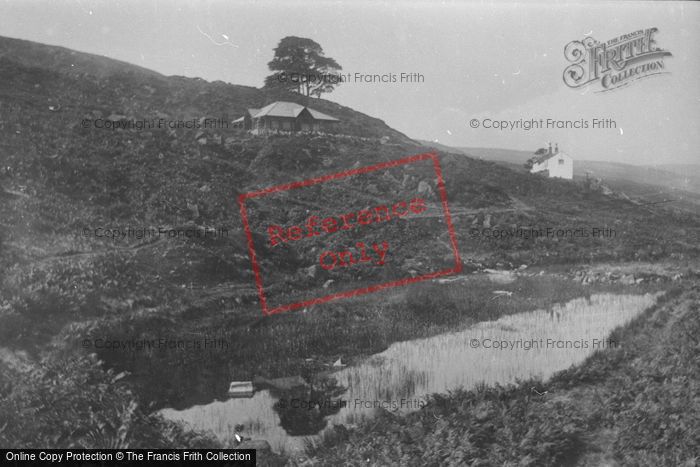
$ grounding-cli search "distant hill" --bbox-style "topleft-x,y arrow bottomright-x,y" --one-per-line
643,163 -> 700,179
574,161 -> 700,195
417,141 -> 531,167
418,140 -> 700,196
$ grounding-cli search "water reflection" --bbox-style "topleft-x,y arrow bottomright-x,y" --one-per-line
161,292 -> 660,453
272,375 -> 346,436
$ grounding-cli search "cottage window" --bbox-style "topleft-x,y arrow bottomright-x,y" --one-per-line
282,121 -> 291,130
558,159 -> 564,165
271,119 -> 279,129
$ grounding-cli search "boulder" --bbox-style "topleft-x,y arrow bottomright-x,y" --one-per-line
417,180 -> 434,196
304,265 -> 317,278
620,274 -> 636,285
332,357 -> 346,367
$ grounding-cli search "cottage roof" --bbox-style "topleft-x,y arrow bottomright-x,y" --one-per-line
533,151 -> 571,164
250,101 -> 338,121
533,152 -> 557,164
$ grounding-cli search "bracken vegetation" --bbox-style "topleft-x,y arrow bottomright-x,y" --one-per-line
304,287 -> 700,466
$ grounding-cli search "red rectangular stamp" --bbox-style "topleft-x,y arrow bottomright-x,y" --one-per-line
237,152 -> 462,316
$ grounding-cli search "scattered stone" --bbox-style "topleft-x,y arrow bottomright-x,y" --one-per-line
401,425 -> 425,444
304,265 -> 317,278
111,371 -> 129,383
186,201 -> 200,219
620,274 -> 635,285
417,180 -> 433,196
332,357 -> 346,367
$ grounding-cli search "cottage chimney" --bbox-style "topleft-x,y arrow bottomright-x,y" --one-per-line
548,143 -> 552,155
555,143 -> 559,154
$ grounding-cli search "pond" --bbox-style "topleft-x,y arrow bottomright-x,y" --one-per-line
160,292 -> 660,453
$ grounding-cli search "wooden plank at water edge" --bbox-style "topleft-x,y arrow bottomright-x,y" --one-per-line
228,381 -> 254,398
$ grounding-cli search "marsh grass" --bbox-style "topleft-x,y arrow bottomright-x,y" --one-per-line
72,272 -> 667,412
304,286 -> 699,466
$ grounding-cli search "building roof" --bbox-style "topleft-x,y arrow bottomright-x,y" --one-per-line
306,108 -> 339,121
533,153 -> 557,164
250,101 -> 339,121
533,151 -> 571,164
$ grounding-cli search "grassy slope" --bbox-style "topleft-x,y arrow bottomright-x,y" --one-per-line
418,141 -> 700,210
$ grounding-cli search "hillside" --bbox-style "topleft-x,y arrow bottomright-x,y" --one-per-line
418,141 -> 700,212
0,35 -> 414,147
1,36 -> 699,455
2,33 -> 699,362
647,163 -> 700,178
417,141 -> 531,167
575,160 -> 700,194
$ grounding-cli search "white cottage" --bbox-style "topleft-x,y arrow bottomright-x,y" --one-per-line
530,143 -> 573,180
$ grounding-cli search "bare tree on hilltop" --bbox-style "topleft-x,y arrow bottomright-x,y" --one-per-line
264,36 -> 342,98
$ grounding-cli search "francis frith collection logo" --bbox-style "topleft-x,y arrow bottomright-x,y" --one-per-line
563,27 -> 672,92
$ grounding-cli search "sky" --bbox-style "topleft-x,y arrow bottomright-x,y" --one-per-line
1,0 -> 699,165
